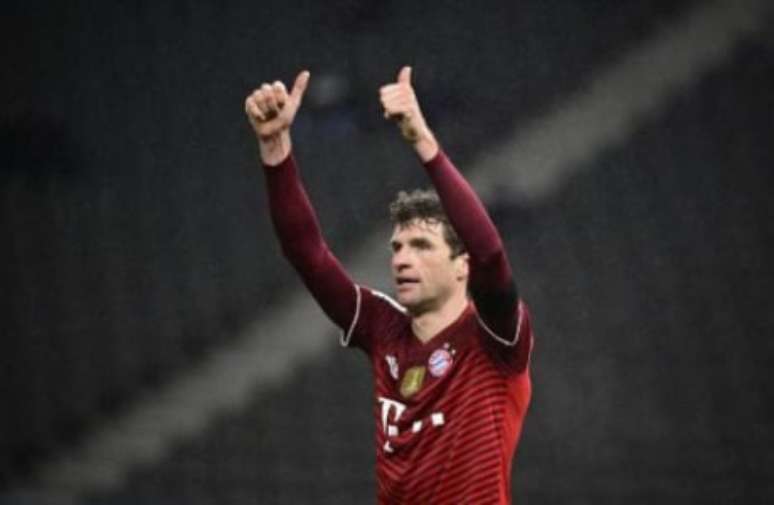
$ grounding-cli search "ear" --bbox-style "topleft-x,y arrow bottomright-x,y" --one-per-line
454,253 -> 469,282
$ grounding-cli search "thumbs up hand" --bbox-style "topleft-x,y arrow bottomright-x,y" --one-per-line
379,66 -> 436,155
245,70 -> 310,165
246,70 -> 310,140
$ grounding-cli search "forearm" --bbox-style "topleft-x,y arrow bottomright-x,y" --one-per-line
264,153 -> 324,264
263,153 -> 356,328
423,150 -> 511,278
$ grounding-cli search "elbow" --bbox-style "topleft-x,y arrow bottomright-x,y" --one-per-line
469,250 -> 518,308
471,248 -> 512,281
471,277 -> 518,312
469,237 -> 507,269
280,238 -> 329,274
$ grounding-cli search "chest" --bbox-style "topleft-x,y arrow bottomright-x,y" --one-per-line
371,334 -> 515,459
374,330 -> 505,413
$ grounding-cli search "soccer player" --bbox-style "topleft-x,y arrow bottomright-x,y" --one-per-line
245,66 -> 534,504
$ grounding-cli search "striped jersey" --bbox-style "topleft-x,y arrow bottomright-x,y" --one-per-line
342,286 -> 533,504
263,149 -> 534,504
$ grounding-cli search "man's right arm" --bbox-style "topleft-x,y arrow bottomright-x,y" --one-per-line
263,153 -> 358,331
245,71 -> 357,331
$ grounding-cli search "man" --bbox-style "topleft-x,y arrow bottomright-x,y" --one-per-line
245,66 -> 534,504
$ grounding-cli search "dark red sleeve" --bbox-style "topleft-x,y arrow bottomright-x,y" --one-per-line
424,150 -> 527,361
263,153 -> 357,332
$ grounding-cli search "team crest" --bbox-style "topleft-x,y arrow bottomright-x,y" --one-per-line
428,348 -> 453,377
400,366 -> 426,398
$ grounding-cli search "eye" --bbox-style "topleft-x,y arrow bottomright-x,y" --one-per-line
411,238 -> 433,250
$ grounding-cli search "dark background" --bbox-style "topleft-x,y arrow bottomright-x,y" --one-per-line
2,1 -> 773,503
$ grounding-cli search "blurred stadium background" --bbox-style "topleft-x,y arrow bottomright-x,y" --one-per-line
2,0 -> 773,503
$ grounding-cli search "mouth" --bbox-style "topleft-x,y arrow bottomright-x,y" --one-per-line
395,276 -> 420,288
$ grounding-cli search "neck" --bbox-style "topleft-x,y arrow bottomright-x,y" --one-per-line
411,289 -> 469,344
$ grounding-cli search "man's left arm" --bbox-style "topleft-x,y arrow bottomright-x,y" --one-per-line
422,150 -> 530,353
381,66 -> 531,368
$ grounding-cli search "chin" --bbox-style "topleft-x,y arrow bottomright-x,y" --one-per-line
395,292 -> 415,307
399,297 -> 434,317
396,293 -> 413,307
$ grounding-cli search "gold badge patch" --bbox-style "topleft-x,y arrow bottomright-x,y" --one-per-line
400,366 -> 426,398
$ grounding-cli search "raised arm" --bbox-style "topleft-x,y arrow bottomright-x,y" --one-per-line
380,67 -> 521,346
245,71 -> 357,330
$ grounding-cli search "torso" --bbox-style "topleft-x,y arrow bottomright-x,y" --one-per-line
369,304 -> 531,504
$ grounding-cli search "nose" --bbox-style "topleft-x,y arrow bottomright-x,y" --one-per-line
392,248 -> 411,272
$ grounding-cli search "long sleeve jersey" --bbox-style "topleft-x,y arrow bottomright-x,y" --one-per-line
264,150 -> 533,504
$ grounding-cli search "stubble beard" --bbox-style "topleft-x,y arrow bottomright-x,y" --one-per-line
400,287 -> 445,317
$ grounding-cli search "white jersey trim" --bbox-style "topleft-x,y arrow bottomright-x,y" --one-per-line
339,286 -> 407,347
339,284 -> 362,347
476,301 -> 523,347
371,289 -> 408,315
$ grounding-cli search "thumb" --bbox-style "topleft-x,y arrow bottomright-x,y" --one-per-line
397,66 -> 412,85
290,70 -> 311,102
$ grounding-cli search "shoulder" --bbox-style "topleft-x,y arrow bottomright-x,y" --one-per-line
476,298 -> 531,346
340,285 -> 409,350
365,287 -> 408,315
473,298 -> 534,373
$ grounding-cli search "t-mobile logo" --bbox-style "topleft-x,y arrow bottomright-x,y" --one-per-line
377,396 -> 445,454
378,396 -> 406,435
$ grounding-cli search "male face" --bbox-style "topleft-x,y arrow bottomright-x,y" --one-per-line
390,219 -> 468,315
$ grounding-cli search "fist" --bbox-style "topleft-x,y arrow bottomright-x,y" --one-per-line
245,70 -> 310,140
379,66 -> 427,143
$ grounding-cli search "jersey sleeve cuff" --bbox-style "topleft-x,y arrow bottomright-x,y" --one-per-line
422,148 -> 447,170
262,151 -> 294,171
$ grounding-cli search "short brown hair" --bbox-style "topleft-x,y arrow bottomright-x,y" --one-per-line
388,189 -> 465,258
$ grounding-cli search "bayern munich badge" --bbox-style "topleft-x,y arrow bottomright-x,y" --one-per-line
428,348 -> 453,377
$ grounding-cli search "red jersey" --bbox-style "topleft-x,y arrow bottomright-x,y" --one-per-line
264,149 -> 534,504
343,287 -> 532,504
